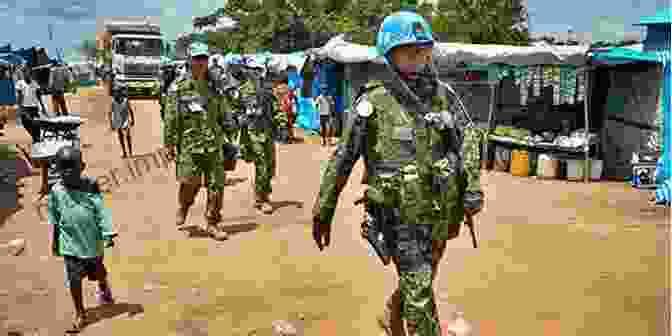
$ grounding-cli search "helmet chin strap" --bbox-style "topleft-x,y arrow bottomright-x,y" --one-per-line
384,60 -> 426,111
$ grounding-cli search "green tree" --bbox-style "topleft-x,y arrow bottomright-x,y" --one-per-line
207,0 -> 529,53
434,0 -> 529,45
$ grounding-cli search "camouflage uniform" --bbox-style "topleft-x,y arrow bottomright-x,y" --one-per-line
273,99 -> 289,142
237,78 -> 279,213
162,79 -> 178,147
316,79 -> 484,335
165,75 -> 227,230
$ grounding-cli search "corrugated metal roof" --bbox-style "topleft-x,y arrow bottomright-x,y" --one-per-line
530,31 -> 642,44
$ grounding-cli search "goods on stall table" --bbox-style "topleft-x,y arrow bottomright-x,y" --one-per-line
528,151 -> 539,176
510,149 -> 530,177
566,159 -> 604,181
537,154 -> 559,179
632,163 -> 657,188
494,145 -> 511,172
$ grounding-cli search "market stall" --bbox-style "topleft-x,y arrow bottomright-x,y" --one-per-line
584,9 -> 669,196
309,37 -> 595,181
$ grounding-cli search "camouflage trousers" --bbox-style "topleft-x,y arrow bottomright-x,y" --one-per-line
176,150 -> 226,192
371,205 -> 444,336
394,223 -> 441,336
239,128 -> 274,194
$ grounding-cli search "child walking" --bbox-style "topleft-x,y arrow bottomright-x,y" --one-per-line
48,146 -> 117,333
109,81 -> 135,158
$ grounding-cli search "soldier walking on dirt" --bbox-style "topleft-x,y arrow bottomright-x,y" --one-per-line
236,62 -> 281,214
312,11 -> 484,336
163,62 -> 187,150
164,35 -> 229,241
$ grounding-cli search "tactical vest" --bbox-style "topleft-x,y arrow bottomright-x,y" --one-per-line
362,84 -> 466,238
176,79 -> 220,154
239,80 -> 273,131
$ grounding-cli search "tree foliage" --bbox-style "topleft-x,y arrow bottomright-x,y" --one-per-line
208,0 -> 529,53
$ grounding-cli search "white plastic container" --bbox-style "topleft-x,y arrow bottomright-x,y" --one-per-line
566,159 -> 603,181
537,154 -> 559,179
566,159 -> 583,181
590,159 -> 603,180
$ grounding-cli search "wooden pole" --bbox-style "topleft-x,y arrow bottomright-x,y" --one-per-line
584,68 -> 591,183
484,81 -> 497,170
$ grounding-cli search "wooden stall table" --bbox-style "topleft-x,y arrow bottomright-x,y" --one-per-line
487,134 -> 600,178
30,115 -> 84,200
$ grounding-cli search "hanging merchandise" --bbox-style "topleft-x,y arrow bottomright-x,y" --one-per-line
559,65 -> 577,104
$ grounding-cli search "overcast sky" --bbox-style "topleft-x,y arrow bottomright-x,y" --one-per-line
0,0 -> 668,59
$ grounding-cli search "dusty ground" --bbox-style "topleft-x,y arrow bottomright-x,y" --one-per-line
0,92 -> 669,336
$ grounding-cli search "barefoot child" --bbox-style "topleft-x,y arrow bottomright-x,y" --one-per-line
110,81 -> 135,158
48,146 -> 117,332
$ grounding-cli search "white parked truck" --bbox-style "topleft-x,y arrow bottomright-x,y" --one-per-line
103,20 -> 162,97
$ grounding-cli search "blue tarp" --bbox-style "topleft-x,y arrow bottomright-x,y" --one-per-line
0,44 -> 10,53
0,80 -> 16,105
0,53 -> 25,65
296,95 -> 318,131
288,69 -> 301,90
657,59 -> 671,204
13,49 -> 32,65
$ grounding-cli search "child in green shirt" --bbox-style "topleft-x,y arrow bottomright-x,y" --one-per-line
48,146 -> 117,332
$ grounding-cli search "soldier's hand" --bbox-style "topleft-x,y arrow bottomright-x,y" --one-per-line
312,199 -> 331,251
353,194 -> 368,239
360,213 -> 369,239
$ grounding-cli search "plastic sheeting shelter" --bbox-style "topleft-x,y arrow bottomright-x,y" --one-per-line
309,35 -> 590,66
222,52 -> 308,73
589,46 -> 670,200
0,53 -> 26,65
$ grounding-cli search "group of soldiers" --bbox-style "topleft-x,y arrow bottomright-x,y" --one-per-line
160,34 -> 286,241
159,10 -> 485,336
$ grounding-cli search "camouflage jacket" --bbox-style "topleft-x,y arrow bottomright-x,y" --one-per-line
236,79 -> 280,133
272,97 -> 288,129
317,80 -> 484,239
162,80 -> 179,146
166,78 -> 228,155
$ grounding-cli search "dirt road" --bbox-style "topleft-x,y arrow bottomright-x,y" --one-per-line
0,93 -> 669,336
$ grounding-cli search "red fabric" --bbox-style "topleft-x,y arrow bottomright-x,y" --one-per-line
281,92 -> 294,114
282,93 -> 296,121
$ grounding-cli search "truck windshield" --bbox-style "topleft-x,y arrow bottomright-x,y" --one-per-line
115,38 -> 161,57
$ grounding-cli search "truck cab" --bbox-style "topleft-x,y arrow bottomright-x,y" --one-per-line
105,21 -> 162,97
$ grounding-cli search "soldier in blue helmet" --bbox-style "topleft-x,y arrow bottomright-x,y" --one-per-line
312,11 -> 485,336
165,35 -> 229,240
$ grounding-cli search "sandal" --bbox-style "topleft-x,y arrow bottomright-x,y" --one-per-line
66,314 -> 87,333
206,225 -> 228,241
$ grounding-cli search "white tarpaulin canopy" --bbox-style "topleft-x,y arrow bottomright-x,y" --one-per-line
309,35 -> 590,66
222,52 -> 308,72
435,43 -> 589,66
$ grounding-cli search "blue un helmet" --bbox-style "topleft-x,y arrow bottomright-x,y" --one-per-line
376,11 -> 434,58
